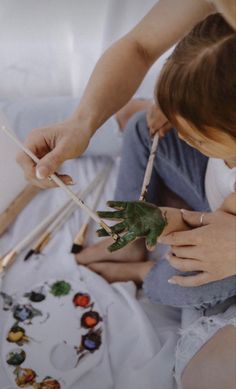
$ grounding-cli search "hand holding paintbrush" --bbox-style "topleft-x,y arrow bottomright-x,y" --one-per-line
1,125 -> 120,242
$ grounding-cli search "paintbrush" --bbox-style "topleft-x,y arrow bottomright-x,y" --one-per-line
0,200 -> 71,275
24,164 -> 112,260
1,125 -> 119,242
139,132 -> 159,201
71,161 -> 113,254
0,165 -> 112,283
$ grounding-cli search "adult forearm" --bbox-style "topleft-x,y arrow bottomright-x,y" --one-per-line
73,37 -> 154,135
73,0 -> 214,135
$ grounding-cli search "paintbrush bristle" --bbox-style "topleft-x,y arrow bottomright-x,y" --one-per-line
71,244 -> 83,254
24,249 -> 35,261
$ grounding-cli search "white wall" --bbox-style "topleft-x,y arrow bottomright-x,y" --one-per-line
0,0 -> 169,100
0,0 -> 110,98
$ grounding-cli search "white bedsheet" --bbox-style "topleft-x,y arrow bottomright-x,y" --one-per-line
0,156 -> 180,389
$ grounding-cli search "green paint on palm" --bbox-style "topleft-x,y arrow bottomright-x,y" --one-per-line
97,200 -> 167,252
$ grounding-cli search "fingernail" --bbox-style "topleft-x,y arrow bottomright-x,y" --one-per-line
166,254 -> 170,260
168,278 -> 177,284
180,209 -> 187,214
67,179 -> 75,185
36,166 -> 48,180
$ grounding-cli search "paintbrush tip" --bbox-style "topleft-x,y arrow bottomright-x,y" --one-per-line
71,244 -> 83,254
24,249 -> 35,261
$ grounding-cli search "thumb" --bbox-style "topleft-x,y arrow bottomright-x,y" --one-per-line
36,148 -> 64,179
181,209 -> 211,228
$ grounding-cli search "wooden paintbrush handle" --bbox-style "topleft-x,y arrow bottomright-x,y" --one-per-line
0,184 -> 40,236
74,223 -> 89,246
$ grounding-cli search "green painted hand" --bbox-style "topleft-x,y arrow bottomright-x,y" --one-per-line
97,200 -> 167,252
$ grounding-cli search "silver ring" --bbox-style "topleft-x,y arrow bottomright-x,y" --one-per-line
200,213 -> 205,226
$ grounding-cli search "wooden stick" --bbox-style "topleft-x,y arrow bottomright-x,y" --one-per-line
71,161 -> 112,253
1,125 -> 119,241
24,164 -> 112,259
139,132 -> 159,201
0,184 -> 41,236
0,166 -> 110,273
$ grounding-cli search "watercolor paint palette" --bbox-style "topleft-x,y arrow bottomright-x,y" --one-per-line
1,279 -> 104,389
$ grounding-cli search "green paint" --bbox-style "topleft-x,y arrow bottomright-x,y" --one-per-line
97,200 -> 167,251
50,281 -> 71,297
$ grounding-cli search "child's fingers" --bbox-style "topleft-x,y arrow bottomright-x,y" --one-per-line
96,221 -> 127,237
145,230 -> 158,251
107,201 -> 127,210
108,231 -> 136,252
96,228 -> 109,237
97,210 -> 125,221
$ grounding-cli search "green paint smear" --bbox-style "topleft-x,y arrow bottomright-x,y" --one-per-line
50,281 -> 71,297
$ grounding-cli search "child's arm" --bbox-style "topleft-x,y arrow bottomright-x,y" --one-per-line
159,207 -> 190,237
97,201 -> 190,251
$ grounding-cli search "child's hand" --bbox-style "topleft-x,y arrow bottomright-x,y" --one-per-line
97,200 -> 167,252
160,207 -> 190,237
146,104 -> 171,137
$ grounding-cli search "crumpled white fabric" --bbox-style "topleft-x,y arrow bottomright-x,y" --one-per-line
0,156 -> 180,389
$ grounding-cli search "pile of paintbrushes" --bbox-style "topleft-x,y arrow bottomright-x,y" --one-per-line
0,162 -> 113,288
0,124 -> 160,291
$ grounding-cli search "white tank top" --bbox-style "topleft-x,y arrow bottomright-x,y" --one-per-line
205,158 -> 236,211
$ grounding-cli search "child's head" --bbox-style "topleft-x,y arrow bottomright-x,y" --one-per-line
156,14 -> 236,161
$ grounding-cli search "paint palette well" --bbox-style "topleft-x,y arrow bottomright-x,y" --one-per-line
1,279 -> 104,389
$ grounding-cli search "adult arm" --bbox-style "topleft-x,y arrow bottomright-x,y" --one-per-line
17,0 -> 214,186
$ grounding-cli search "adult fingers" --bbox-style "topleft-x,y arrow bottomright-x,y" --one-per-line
35,145 -> 66,179
171,245 -> 203,260
23,173 -> 73,189
168,272 -> 210,287
158,229 -> 203,246
16,129 -> 49,181
181,209 -> 212,227
167,255 -> 202,272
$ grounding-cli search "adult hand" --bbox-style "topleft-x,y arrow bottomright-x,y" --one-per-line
97,200 -> 167,252
158,209 -> 236,287
146,103 -> 171,137
16,116 -> 91,188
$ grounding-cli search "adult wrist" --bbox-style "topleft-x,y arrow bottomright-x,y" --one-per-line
72,106 -> 104,137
